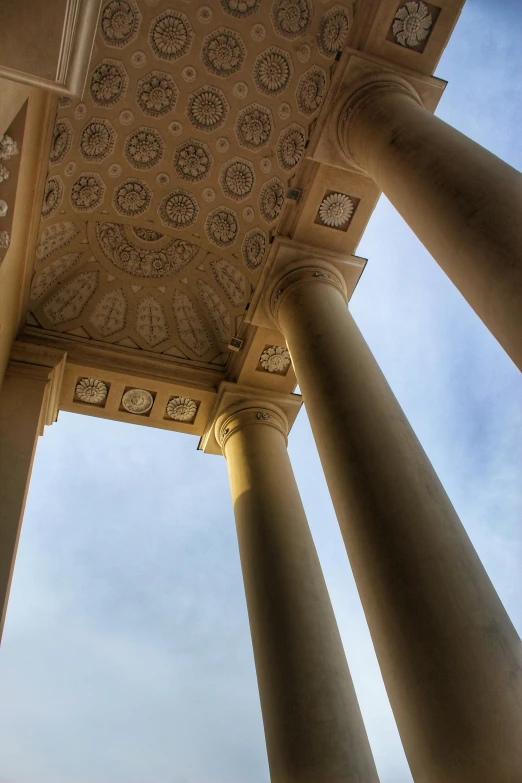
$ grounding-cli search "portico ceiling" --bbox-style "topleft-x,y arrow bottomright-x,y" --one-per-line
28,0 -> 355,368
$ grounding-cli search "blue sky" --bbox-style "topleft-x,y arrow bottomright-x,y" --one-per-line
1,2 -> 521,781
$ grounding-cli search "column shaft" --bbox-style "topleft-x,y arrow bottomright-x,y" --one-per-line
339,85 -> 522,370
275,272 -> 522,783
0,366 -> 50,640
220,406 -> 379,783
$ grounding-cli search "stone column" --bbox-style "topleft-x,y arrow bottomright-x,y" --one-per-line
271,264 -> 522,783
216,401 -> 379,783
338,76 -> 522,371
0,343 -> 65,641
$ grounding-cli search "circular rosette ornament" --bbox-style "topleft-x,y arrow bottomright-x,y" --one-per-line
260,345 -> 291,374
121,387 -> 154,414
75,378 -> 108,405
166,396 -> 198,422
392,1 -> 433,48
318,192 -> 354,228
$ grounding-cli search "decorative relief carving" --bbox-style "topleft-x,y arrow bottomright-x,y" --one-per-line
0,164 -> 9,183
90,288 -> 127,336
242,227 -> 266,271
124,126 -> 165,169
41,176 -> 64,219
202,28 -> 246,77
119,109 -> 135,125
197,280 -> 231,342
277,124 -> 305,170
89,59 -> 128,107
75,378 -> 108,405
318,191 -> 354,228
210,257 -> 246,304
271,0 -> 312,39
131,50 -> 147,67
172,289 -> 213,356
235,104 -> 273,150
259,344 -> 291,373
0,231 -> 9,249
30,253 -> 82,301
393,1 -> 433,48
0,200 -> 7,218
71,173 -> 105,212
113,178 -> 152,216
318,5 -> 350,57
251,23 -> 266,40
136,295 -> 169,346
132,227 -> 163,241
0,134 -> 19,160
296,66 -> 326,115
205,207 -> 238,247
137,70 -> 178,117
186,85 -> 229,132
219,157 -> 255,201
198,6 -> 213,23
182,65 -> 197,82
259,177 -> 285,223
149,9 -> 193,60
43,271 -> 98,324
220,0 -> 260,18
101,0 -> 141,48
36,221 -> 80,261
253,47 -> 293,96
158,189 -> 199,229
166,396 -> 199,422
173,139 -> 213,182
49,119 -> 73,165
95,222 -> 198,277
121,387 -> 154,413
80,118 -> 116,163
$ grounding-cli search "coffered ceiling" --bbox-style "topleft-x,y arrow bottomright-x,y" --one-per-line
27,0 -> 356,369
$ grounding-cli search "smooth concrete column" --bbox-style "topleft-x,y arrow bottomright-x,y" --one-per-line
338,78 -> 522,371
272,266 -> 522,783
217,403 -> 379,783
0,345 -> 64,641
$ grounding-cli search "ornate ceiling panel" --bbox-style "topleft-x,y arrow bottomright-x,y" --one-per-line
29,0 -> 354,365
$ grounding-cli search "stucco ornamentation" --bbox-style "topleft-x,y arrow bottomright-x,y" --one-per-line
220,0 -> 260,18
318,6 -> 350,57
202,28 -> 246,77
242,228 -> 266,271
50,119 -> 73,165
95,222 -> 198,277
253,47 -> 293,96
113,178 -> 152,216
318,192 -> 354,227
0,230 -> 9,249
296,66 -> 326,115
44,271 -> 99,324
133,227 -> 163,242
173,140 -> 213,182
101,0 -> 141,48
90,59 -> 128,106
75,378 -> 108,404
0,164 -> 9,183
197,280 -> 231,342
172,289 -> 213,356
149,9 -> 193,60
393,1 -> 432,47
277,124 -> 305,170
36,221 -> 80,261
80,118 -> 116,162
260,344 -> 291,372
90,288 -> 128,336
271,0 -> 312,38
186,85 -> 228,132
259,177 -> 285,222
236,104 -> 273,150
158,189 -> 199,229
136,295 -> 169,346
41,176 -> 64,218
0,134 -> 18,160
220,158 -> 255,201
122,387 -> 154,414
205,207 -> 239,247
30,253 -> 82,301
124,126 -> 165,169
137,70 -> 178,117
166,396 -> 199,422
210,257 -> 246,304
71,173 -> 105,212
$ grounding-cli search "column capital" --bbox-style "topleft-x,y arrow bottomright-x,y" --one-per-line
337,73 -> 423,169
217,404 -> 288,454
270,263 -> 348,329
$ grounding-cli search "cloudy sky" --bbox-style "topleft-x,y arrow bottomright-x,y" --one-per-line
1,2 -> 521,782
